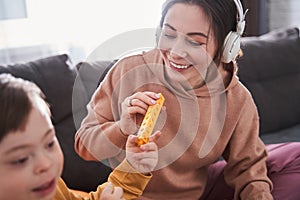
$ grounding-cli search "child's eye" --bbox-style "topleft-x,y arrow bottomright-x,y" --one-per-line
11,157 -> 28,165
47,140 -> 55,149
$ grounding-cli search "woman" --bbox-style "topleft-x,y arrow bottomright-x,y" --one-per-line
75,0 -> 299,199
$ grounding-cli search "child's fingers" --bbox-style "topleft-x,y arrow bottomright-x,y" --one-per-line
148,131 -> 162,143
140,142 -> 158,151
129,134 -> 138,143
101,182 -> 114,195
101,183 -> 124,199
133,151 -> 158,160
126,135 -> 138,147
113,187 -> 124,198
138,157 -> 158,165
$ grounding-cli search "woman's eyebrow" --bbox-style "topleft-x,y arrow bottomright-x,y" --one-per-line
187,32 -> 208,38
163,23 -> 208,38
163,23 -> 176,31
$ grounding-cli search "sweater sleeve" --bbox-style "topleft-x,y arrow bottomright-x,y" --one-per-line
108,159 -> 152,200
222,95 -> 273,200
54,160 -> 151,200
74,59 -> 130,161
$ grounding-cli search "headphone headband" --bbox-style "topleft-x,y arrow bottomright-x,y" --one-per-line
221,0 -> 247,63
233,0 -> 246,34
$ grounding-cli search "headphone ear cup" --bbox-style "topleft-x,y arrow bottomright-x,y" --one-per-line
222,31 -> 241,63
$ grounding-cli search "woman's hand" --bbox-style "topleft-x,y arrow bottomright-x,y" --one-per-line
119,91 -> 161,135
125,131 -> 161,174
100,183 -> 125,200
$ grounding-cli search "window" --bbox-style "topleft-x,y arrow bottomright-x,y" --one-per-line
0,0 -> 165,63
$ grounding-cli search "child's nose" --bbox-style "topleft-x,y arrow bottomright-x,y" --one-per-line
34,153 -> 52,174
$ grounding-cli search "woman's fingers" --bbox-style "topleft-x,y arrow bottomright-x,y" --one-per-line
125,91 -> 161,116
130,91 -> 160,106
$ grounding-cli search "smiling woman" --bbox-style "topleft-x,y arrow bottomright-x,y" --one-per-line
73,1 -> 274,199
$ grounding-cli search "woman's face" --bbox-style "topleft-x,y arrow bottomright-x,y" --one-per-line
158,3 -> 218,83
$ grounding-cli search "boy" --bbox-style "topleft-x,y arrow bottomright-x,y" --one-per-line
0,73 -> 161,200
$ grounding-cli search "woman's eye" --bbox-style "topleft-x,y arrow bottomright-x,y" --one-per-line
164,33 -> 176,39
11,157 -> 28,165
187,38 -> 203,46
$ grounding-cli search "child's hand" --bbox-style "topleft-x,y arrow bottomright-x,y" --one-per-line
100,182 -> 125,200
126,131 -> 161,174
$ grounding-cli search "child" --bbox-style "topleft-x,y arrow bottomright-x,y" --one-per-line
0,73 -> 161,200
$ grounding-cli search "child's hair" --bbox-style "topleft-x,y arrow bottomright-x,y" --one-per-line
0,73 -> 49,142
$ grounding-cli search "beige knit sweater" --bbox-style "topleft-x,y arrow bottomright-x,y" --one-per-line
75,49 -> 273,200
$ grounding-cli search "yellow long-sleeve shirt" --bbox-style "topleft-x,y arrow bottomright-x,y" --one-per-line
53,160 -> 151,200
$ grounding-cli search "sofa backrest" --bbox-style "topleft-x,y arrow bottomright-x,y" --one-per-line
72,60 -> 117,130
0,54 -> 75,125
238,27 -> 300,134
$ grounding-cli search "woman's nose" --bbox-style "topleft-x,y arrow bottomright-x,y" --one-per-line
170,39 -> 188,58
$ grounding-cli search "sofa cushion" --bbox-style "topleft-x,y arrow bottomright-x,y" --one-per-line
76,60 -> 115,100
260,124 -> 300,144
72,60 -> 116,129
56,116 -> 112,191
238,27 -> 300,134
0,54 -> 76,125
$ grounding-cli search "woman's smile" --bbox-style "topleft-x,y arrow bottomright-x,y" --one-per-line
169,60 -> 193,72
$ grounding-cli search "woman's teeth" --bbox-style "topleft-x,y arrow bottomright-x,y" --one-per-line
170,61 -> 189,69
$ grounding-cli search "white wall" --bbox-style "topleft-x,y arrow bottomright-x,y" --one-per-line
269,0 -> 300,30
0,0 -> 165,63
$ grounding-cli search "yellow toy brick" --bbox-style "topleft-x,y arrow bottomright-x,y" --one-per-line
137,93 -> 165,146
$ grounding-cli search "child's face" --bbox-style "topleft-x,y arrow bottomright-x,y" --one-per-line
0,106 -> 64,200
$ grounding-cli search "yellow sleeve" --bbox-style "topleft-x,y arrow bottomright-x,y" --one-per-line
53,159 -> 151,200
54,177 -> 95,200
108,159 -> 152,200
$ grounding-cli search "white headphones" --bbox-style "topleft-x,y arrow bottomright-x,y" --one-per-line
222,0 -> 247,63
